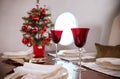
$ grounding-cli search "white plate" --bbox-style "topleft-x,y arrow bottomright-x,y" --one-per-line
2,53 -> 33,59
96,58 -> 120,70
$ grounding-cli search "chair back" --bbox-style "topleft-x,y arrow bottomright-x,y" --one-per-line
109,15 -> 120,45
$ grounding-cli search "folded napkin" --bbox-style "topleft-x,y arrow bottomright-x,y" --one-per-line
96,58 -> 120,70
4,62 -> 68,79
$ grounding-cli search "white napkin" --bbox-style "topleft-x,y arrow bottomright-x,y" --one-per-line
3,49 -> 32,56
4,62 -> 68,79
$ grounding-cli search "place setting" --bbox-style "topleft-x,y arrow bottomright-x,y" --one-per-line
1,49 -> 46,65
1,49 -> 32,65
82,57 -> 120,78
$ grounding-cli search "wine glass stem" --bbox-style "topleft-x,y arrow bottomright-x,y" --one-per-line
78,48 -> 82,68
78,48 -> 82,79
55,44 -> 58,58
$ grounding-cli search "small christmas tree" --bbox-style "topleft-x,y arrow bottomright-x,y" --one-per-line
20,0 -> 54,47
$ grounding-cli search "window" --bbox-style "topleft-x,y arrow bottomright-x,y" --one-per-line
55,12 -> 78,45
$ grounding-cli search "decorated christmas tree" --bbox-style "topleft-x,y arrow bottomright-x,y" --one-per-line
20,0 -> 54,47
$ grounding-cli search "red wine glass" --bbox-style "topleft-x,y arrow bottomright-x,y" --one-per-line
71,28 -> 89,72
51,30 -> 63,60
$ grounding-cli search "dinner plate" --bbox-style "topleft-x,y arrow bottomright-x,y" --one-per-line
3,50 -> 32,56
58,49 -> 79,57
2,53 -> 33,59
2,49 -> 33,59
96,58 -> 120,70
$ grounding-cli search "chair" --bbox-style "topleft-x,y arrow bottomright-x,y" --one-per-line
109,14 -> 120,45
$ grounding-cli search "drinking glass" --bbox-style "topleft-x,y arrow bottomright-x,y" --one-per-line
71,28 -> 89,71
51,30 -> 63,60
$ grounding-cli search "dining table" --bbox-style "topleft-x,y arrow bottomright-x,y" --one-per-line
0,51 -> 119,79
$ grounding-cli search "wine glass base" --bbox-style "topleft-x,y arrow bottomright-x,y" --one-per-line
52,57 -> 61,61
74,67 -> 86,72
76,62 -> 86,71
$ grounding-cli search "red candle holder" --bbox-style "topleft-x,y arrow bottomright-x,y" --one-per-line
33,44 -> 45,58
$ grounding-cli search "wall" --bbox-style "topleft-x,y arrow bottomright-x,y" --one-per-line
0,0 -> 120,52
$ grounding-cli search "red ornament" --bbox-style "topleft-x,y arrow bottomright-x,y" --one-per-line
30,15 -> 40,21
32,8 -> 36,11
22,38 -> 29,45
28,36 -> 32,42
40,29 -> 44,34
21,26 -> 28,32
42,10 -> 46,16
40,7 -> 43,11
43,25 -> 47,31
44,19 -> 48,23
32,27 -> 38,33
